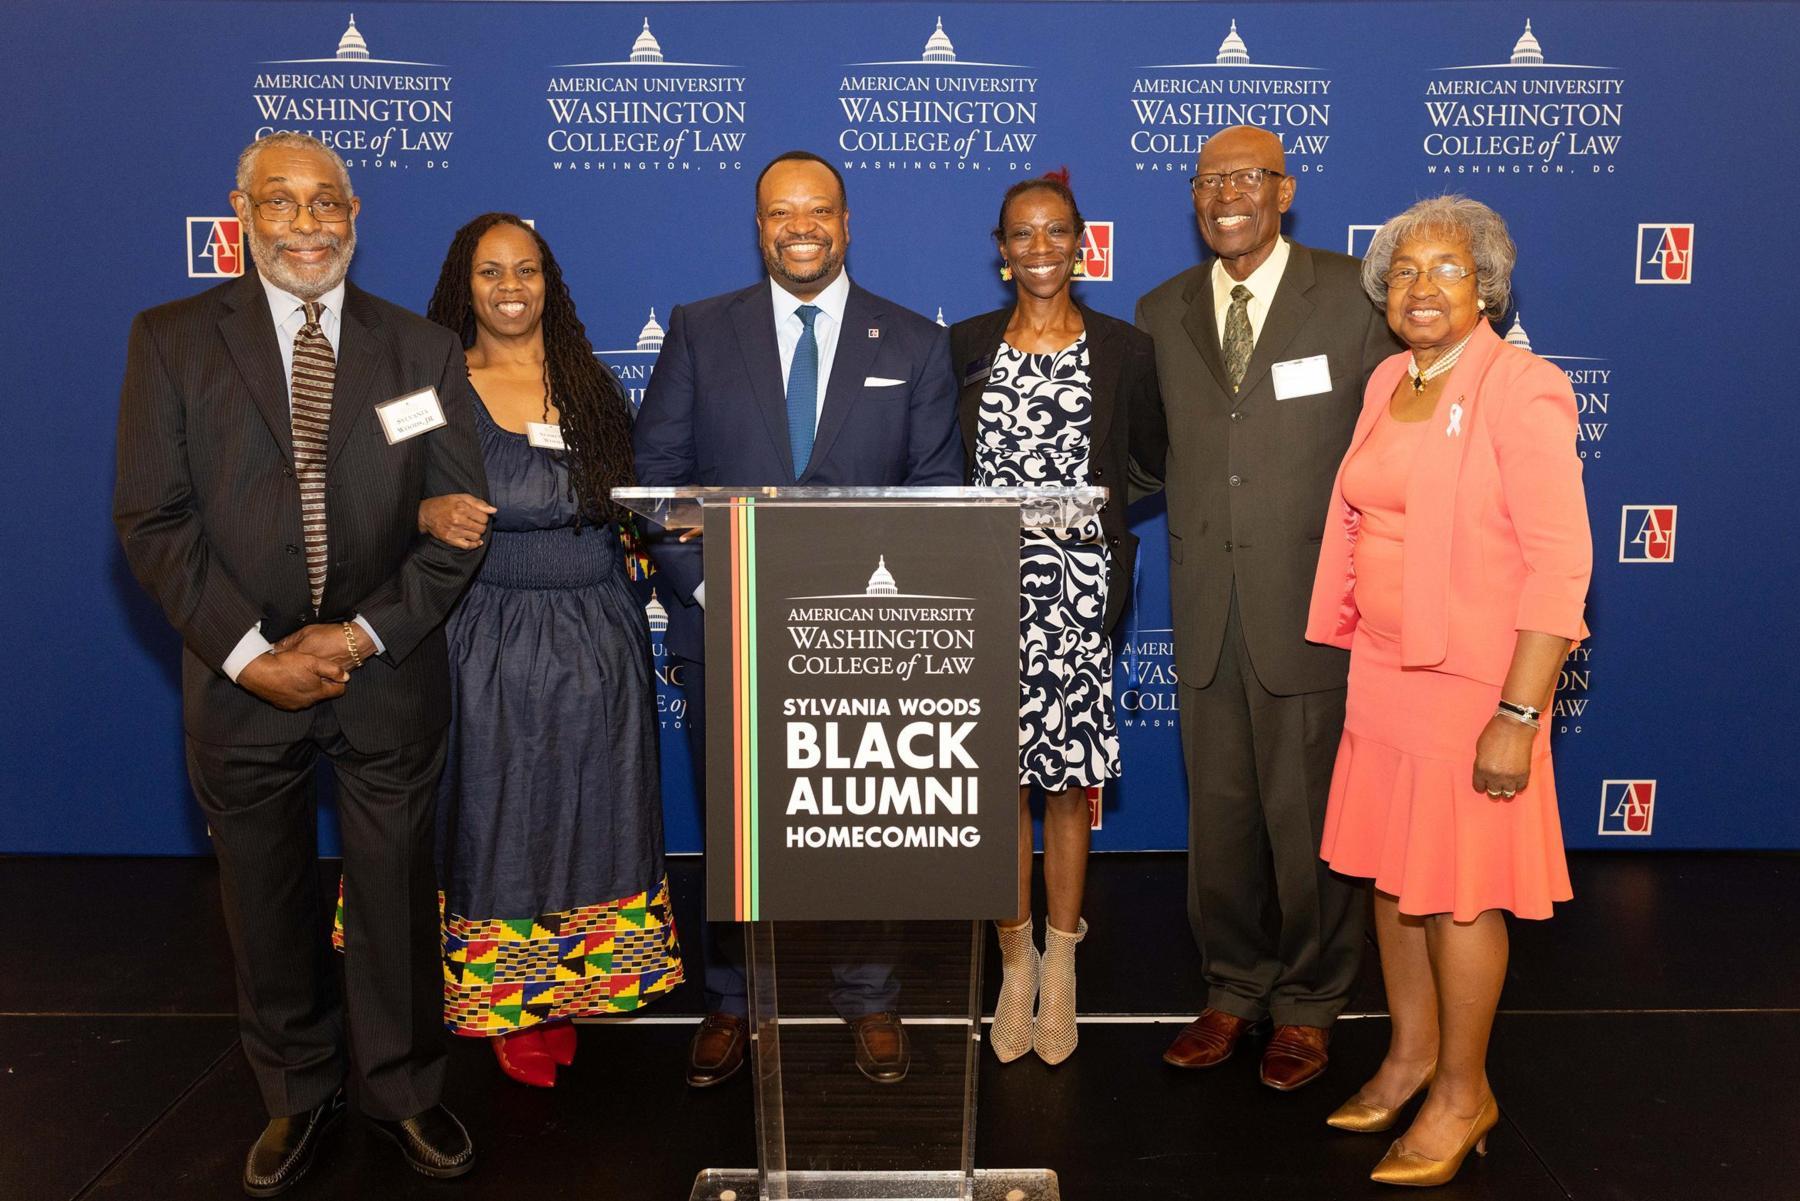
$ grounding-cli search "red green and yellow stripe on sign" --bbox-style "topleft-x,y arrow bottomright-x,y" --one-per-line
729,499 -> 760,920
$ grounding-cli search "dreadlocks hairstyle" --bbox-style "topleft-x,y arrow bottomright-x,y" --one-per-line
992,168 -> 1086,243
426,212 -> 636,526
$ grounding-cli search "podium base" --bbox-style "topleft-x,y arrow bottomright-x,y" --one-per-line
688,1169 -> 1060,1201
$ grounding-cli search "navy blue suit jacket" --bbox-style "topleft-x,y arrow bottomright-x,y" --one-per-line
633,278 -> 963,661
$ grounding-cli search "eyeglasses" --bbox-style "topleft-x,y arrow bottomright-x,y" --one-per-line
1380,264 -> 1476,289
248,197 -> 351,224
1190,167 -> 1284,195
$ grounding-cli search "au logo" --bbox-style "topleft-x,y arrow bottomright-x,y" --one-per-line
1619,505 -> 1676,563
187,218 -> 244,278
1346,225 -> 1381,258
1599,780 -> 1655,836
1079,222 -> 1114,282
1636,224 -> 1693,284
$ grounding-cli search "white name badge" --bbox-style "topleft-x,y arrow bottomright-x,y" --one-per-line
374,387 -> 447,444
1271,354 -> 1333,401
526,421 -> 566,451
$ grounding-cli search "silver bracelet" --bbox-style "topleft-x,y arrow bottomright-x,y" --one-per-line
1495,699 -> 1541,729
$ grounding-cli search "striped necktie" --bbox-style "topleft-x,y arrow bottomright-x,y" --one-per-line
290,300 -> 334,612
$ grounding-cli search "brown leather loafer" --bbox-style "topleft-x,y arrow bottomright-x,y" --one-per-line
1260,1024 -> 1330,1091
686,1012 -> 748,1087
1162,1008 -> 1253,1068
849,1011 -> 910,1083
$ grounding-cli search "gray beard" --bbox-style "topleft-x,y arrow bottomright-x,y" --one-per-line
248,223 -> 357,300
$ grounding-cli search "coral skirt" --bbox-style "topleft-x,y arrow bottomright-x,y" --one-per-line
1319,626 -> 1573,920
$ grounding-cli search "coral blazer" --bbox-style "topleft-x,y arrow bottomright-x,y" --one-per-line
1305,320 -> 1591,686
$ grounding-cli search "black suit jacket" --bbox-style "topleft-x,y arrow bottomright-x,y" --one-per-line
948,303 -> 1160,636
1133,240 -> 1401,694
633,278 -> 964,662
114,272 -> 489,750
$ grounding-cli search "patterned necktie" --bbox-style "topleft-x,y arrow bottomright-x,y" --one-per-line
786,303 -> 821,477
290,301 -> 335,611
1222,284 -> 1254,392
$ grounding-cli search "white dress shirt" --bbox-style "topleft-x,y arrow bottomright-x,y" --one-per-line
1211,235 -> 1292,349
769,269 -> 852,432
221,273 -> 382,682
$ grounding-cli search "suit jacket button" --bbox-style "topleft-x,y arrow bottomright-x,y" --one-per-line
1108,536 -> 1120,548
1229,474 -> 1243,487
1225,539 -> 1233,551
1092,467 -> 1105,479
1230,411 -> 1243,422
285,544 -> 299,555
282,466 -> 295,478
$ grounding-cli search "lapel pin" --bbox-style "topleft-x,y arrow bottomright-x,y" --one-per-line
867,327 -> 880,338
1446,399 -> 1465,437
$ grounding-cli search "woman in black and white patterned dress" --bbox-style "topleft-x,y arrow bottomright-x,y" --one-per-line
949,173 -> 1161,1065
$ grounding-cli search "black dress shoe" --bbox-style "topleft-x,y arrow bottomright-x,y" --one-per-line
243,1087 -> 345,1197
686,1012 -> 749,1087
369,1104 -> 475,1180
849,1011 -> 910,1084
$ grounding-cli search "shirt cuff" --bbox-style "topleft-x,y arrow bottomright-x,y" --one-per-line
352,614 -> 385,656
222,626 -> 274,683
693,580 -> 706,610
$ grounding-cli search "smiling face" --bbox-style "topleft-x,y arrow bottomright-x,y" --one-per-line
998,185 -> 1081,302
756,159 -> 849,300
1384,231 -> 1484,355
467,222 -> 545,342
1193,126 -> 1294,280
230,144 -> 359,300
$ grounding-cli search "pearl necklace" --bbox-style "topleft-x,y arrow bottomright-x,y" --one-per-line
1408,331 -> 1476,394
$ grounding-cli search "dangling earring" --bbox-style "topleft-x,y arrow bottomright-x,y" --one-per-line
1071,256 -> 1086,278
999,263 -> 1013,282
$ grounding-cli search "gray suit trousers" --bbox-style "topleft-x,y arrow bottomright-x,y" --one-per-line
1179,587 -> 1364,1027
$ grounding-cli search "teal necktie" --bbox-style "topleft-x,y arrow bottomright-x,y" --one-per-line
787,304 -> 820,477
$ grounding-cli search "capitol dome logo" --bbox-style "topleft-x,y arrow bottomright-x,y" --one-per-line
264,13 -> 442,67
1129,18 -> 1332,176
597,307 -> 665,411
252,13 -> 455,170
545,18 -> 749,174
556,18 -> 736,68
644,589 -> 669,633
1143,19 -> 1320,71
835,18 -> 1039,172
1423,20 -> 1623,178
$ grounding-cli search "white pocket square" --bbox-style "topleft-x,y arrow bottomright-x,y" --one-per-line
864,376 -> 906,387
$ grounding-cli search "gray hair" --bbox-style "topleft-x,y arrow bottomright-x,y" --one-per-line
1360,194 -> 1515,318
235,132 -> 355,197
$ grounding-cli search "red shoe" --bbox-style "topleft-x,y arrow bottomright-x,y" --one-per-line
491,1031 -> 556,1088
541,1021 -> 577,1067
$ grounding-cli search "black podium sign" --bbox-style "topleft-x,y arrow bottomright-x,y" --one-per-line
704,499 -> 1020,921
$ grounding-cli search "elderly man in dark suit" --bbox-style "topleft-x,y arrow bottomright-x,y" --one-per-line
114,133 -> 487,1194
634,150 -> 962,1088
1134,126 -> 1401,1091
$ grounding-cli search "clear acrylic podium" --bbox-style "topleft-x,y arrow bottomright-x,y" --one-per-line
613,486 -> 1107,1201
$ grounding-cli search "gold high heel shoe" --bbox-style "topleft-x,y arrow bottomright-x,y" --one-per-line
1370,1093 -> 1499,1187
1325,1060 -> 1438,1133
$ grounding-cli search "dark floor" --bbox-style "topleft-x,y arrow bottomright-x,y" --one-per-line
2,852 -> 1796,1200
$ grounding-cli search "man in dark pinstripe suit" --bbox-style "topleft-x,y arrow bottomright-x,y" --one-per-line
114,133 -> 487,1194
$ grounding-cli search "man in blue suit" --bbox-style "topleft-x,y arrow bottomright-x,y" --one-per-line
634,150 -> 963,1087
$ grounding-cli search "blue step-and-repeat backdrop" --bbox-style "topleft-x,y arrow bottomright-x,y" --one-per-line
5,2 -> 1797,855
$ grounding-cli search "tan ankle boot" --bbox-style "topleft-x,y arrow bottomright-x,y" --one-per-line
991,919 -> 1039,1063
1034,918 -> 1087,1065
